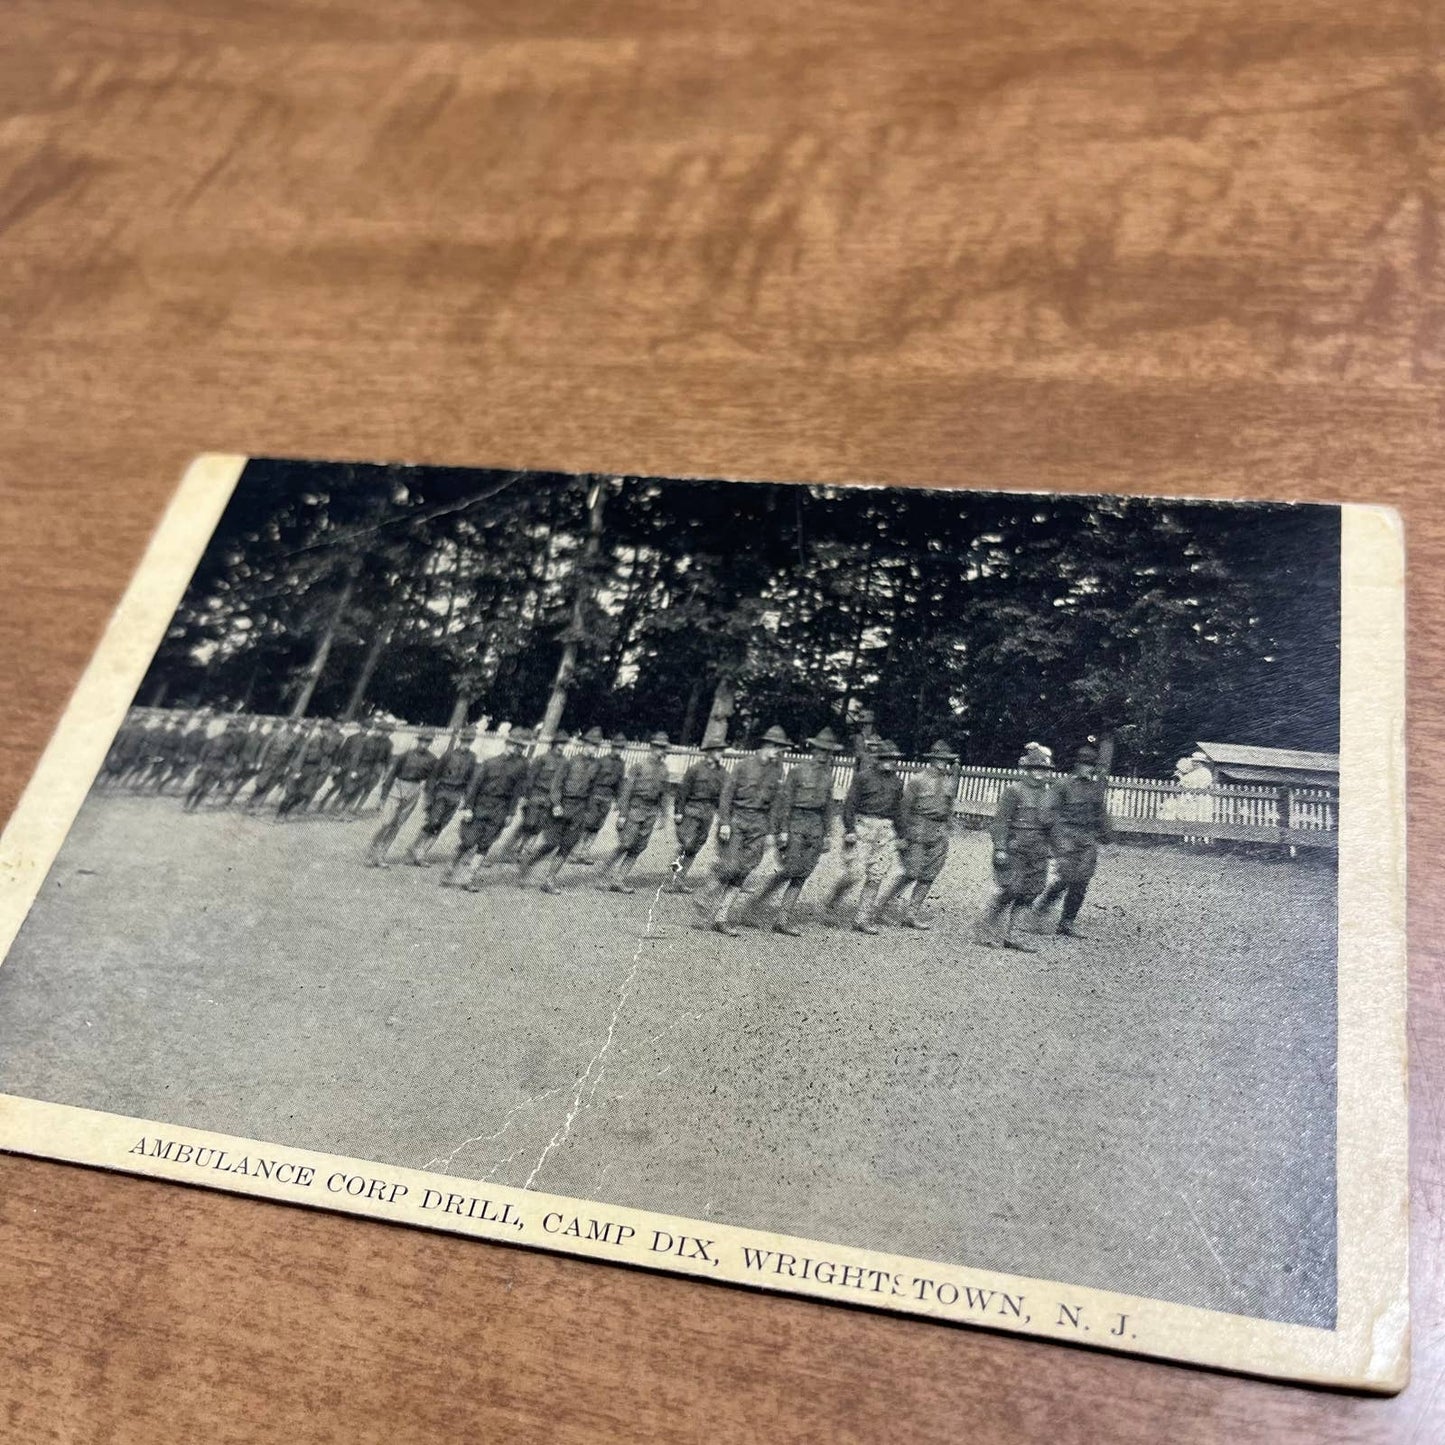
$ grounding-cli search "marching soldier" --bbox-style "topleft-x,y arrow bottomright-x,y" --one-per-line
750,727 -> 843,935
669,739 -> 727,893
527,726 -> 606,891
1029,742 -> 1113,937
504,732 -> 564,863
224,718 -> 273,805
976,741 -> 1055,950
572,733 -> 627,865
140,716 -> 184,792
443,728 -> 531,887
351,720 -> 395,813
276,720 -> 341,820
879,740 -> 959,929
407,726 -> 478,865
164,710 -> 210,794
245,719 -> 302,812
99,714 -> 143,789
183,715 -> 245,812
704,724 -> 790,936
316,723 -> 368,813
602,733 -> 672,893
826,737 -> 905,933
367,728 -> 439,866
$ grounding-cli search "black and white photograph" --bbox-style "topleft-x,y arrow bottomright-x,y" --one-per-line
0,454 -> 1406,1386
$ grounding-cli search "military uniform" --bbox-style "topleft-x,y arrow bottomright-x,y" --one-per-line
615,755 -> 670,856
879,741 -> 958,929
278,727 -> 340,818
714,753 -> 784,886
353,727 -> 394,811
770,756 -> 836,881
572,744 -> 626,863
318,728 -> 369,811
455,751 -> 528,860
184,725 -> 243,811
415,740 -> 477,842
976,742 -> 1056,950
545,750 -> 602,856
246,724 -> 301,810
226,724 -> 272,803
166,722 -> 208,793
366,738 -> 438,864
1032,753 -> 1113,935
827,742 -> 906,932
509,747 -> 564,857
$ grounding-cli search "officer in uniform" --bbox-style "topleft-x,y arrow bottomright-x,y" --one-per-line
571,733 -> 627,865
367,728 -> 439,866
526,726 -> 605,892
504,732 -> 564,862
443,728 -> 531,887
407,726 -> 478,864
668,739 -> 727,893
750,727 -> 842,935
1030,742 -> 1113,937
351,721 -> 395,813
705,724 -> 790,936
879,740 -> 958,929
826,737 -> 905,933
603,733 -> 672,892
976,741 -> 1055,950
277,720 -> 341,820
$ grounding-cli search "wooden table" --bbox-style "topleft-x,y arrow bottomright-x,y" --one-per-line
1,3 -> 1439,1439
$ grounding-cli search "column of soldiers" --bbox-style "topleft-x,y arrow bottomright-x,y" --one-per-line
99,708 -> 1116,945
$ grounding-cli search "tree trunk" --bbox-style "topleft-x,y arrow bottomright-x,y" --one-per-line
291,557 -> 359,720
702,676 -> 736,747
447,688 -> 472,729
342,583 -> 402,721
539,477 -> 607,742
679,677 -> 703,744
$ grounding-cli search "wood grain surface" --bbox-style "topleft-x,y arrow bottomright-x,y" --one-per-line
0,2 -> 1439,1440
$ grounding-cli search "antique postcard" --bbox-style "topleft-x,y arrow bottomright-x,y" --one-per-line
0,455 -> 1406,1388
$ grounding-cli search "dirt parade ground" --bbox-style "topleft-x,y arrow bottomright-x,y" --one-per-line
0,792 -> 1337,1328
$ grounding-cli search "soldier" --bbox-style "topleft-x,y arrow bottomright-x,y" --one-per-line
367,728 -> 439,866
99,714 -> 143,790
164,711 -> 210,795
749,727 -> 842,935
224,718 -> 272,805
669,739 -> 727,893
571,733 -> 627,865
975,741 -> 1055,950
602,732 -> 672,893
443,728 -> 531,887
1029,742 -> 1113,937
502,732 -> 562,862
140,717 -> 184,792
879,740 -> 959,930
826,737 -> 905,933
276,720 -> 341,820
704,724 -> 790,936
407,726 -> 478,865
351,720 -> 395,813
245,720 -> 302,812
183,715 -> 245,812
118,715 -> 161,789
526,726 -> 606,892
316,723 -> 368,813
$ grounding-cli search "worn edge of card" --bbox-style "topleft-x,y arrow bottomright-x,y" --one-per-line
0,455 -> 1409,1391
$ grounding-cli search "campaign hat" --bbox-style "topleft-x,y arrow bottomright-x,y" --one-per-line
924,739 -> 960,762
649,732 -> 670,748
582,726 -> 606,745
806,726 -> 843,752
872,738 -> 903,759
760,725 -> 792,747
1017,741 -> 1053,770
1074,742 -> 1099,765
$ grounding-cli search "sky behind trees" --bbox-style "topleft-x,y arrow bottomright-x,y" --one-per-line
135,460 -> 1341,775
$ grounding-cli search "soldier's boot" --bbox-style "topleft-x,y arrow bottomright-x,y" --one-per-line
878,876 -> 912,925
974,892 -> 1012,947
901,880 -> 934,930
773,882 -> 805,937
1028,880 -> 1067,933
667,854 -> 698,894
852,881 -> 882,935
1001,901 -> 1038,953
541,854 -> 567,895
712,885 -> 743,937
610,854 -> 640,894
441,849 -> 472,887
746,873 -> 787,924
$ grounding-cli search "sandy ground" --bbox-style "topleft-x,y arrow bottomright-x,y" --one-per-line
0,790 -> 1337,1327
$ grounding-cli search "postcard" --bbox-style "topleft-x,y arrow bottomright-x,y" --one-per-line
0,455 -> 1407,1388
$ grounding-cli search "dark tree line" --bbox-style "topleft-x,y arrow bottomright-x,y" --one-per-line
135,460 -> 1341,775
